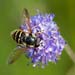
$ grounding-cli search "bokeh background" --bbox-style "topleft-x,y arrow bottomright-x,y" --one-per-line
0,0 -> 75,75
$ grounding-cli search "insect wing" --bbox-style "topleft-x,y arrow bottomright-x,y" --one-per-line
7,47 -> 25,64
23,8 -> 32,33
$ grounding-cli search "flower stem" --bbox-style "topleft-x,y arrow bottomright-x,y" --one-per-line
65,44 -> 75,63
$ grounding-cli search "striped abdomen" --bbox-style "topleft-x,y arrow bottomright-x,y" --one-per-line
11,29 -> 25,44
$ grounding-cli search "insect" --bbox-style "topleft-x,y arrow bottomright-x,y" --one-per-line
7,8 -> 41,64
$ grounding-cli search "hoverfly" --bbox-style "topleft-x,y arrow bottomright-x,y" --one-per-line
7,8 -> 41,64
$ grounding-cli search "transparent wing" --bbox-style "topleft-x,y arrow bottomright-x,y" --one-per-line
22,8 -> 32,33
7,45 -> 27,64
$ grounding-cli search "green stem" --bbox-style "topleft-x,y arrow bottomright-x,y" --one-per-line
65,44 -> 75,63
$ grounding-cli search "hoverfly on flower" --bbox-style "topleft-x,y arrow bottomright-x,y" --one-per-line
7,8 -> 66,68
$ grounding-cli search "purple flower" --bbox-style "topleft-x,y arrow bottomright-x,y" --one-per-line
20,11 -> 66,68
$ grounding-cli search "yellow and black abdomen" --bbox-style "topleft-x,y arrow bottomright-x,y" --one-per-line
11,29 -> 40,47
11,29 -> 25,44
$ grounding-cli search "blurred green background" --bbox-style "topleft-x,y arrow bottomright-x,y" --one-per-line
0,0 -> 75,75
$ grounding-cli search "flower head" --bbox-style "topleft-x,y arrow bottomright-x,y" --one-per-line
20,11 -> 66,68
